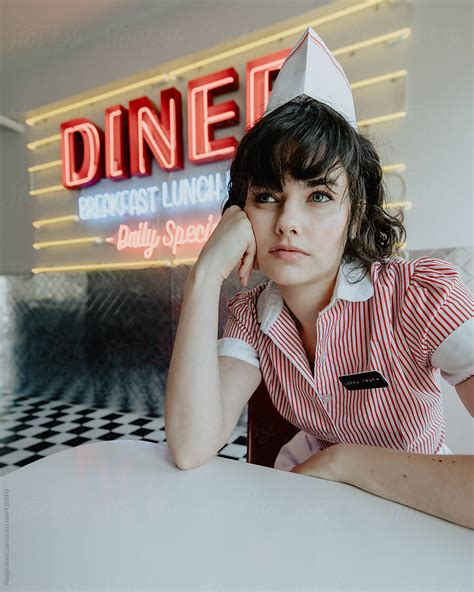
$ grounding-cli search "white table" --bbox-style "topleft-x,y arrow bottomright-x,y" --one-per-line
1,440 -> 472,591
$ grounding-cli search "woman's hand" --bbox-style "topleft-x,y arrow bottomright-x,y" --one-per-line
290,443 -> 344,482
290,443 -> 474,528
196,205 -> 259,287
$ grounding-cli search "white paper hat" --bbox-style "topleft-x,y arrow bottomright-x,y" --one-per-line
264,26 -> 357,129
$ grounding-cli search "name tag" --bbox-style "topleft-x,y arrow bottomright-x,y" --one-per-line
338,370 -> 389,391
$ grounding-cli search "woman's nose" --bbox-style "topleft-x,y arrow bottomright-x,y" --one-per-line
274,203 -> 304,235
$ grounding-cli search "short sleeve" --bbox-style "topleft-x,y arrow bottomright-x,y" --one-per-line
217,291 -> 260,369
400,257 -> 474,385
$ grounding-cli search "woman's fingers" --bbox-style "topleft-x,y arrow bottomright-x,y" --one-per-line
239,241 -> 257,286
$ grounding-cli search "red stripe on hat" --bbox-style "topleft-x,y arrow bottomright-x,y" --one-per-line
280,30 -> 352,92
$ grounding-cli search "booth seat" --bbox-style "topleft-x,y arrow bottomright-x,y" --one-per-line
246,380 -> 300,468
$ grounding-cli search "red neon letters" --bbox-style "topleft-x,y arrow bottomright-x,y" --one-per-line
104,105 -> 129,180
245,49 -> 289,128
129,89 -> 184,176
187,68 -> 239,165
60,49 -> 289,190
105,215 -> 219,259
60,119 -> 104,189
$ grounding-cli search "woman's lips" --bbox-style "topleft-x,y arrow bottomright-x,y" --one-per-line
270,250 -> 308,262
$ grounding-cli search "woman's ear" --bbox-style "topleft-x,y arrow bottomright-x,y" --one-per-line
345,216 -> 356,241
350,199 -> 366,240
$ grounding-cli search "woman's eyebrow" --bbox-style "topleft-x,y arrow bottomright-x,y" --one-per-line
305,177 -> 338,188
249,176 -> 339,192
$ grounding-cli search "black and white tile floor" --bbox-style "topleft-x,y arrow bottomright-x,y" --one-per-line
0,392 -> 248,477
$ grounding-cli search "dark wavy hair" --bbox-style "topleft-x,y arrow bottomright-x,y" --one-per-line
221,95 -> 406,280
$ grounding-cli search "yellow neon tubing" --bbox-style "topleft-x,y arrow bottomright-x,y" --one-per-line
27,108 -> 409,155
29,158 -> 406,179
332,28 -> 410,57
31,257 -> 198,273
31,242 -> 412,273
32,215 -> 79,228
25,74 -> 169,127
382,163 -> 406,173
358,111 -> 407,127
28,162 -> 406,198
27,134 -> 61,151
26,27 -> 411,151
28,160 -> 62,173
384,201 -> 413,211
32,201 -> 409,249
26,0 -> 382,126
28,160 -> 405,204
350,69 -> 407,90
29,185 -> 67,196
27,70 -> 407,172
33,237 -> 102,250
28,160 -> 406,200
169,2 -> 387,77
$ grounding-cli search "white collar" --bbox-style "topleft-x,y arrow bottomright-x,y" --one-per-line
257,258 -> 374,329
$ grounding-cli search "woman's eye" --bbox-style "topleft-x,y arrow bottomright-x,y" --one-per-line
253,193 -> 276,203
252,191 -> 332,204
310,192 -> 332,203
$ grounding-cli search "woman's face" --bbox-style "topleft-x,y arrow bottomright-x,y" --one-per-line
244,166 -> 351,287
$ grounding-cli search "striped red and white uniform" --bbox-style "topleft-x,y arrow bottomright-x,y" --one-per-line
217,256 -> 473,469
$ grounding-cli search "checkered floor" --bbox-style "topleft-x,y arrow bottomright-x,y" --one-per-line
0,392 -> 248,477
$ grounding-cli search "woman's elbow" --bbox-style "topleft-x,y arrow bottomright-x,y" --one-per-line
172,452 -> 213,470
455,375 -> 474,417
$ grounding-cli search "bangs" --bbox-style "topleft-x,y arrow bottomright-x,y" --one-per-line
237,99 -> 357,193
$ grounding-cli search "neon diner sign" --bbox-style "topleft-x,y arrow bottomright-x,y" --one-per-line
105,215 -> 219,259
60,49 -> 289,190
78,171 -> 230,221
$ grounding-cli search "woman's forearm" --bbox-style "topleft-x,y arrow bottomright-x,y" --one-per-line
164,265 -> 225,469
334,444 -> 474,529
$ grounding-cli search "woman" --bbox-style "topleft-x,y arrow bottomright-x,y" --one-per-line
165,33 -> 473,529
